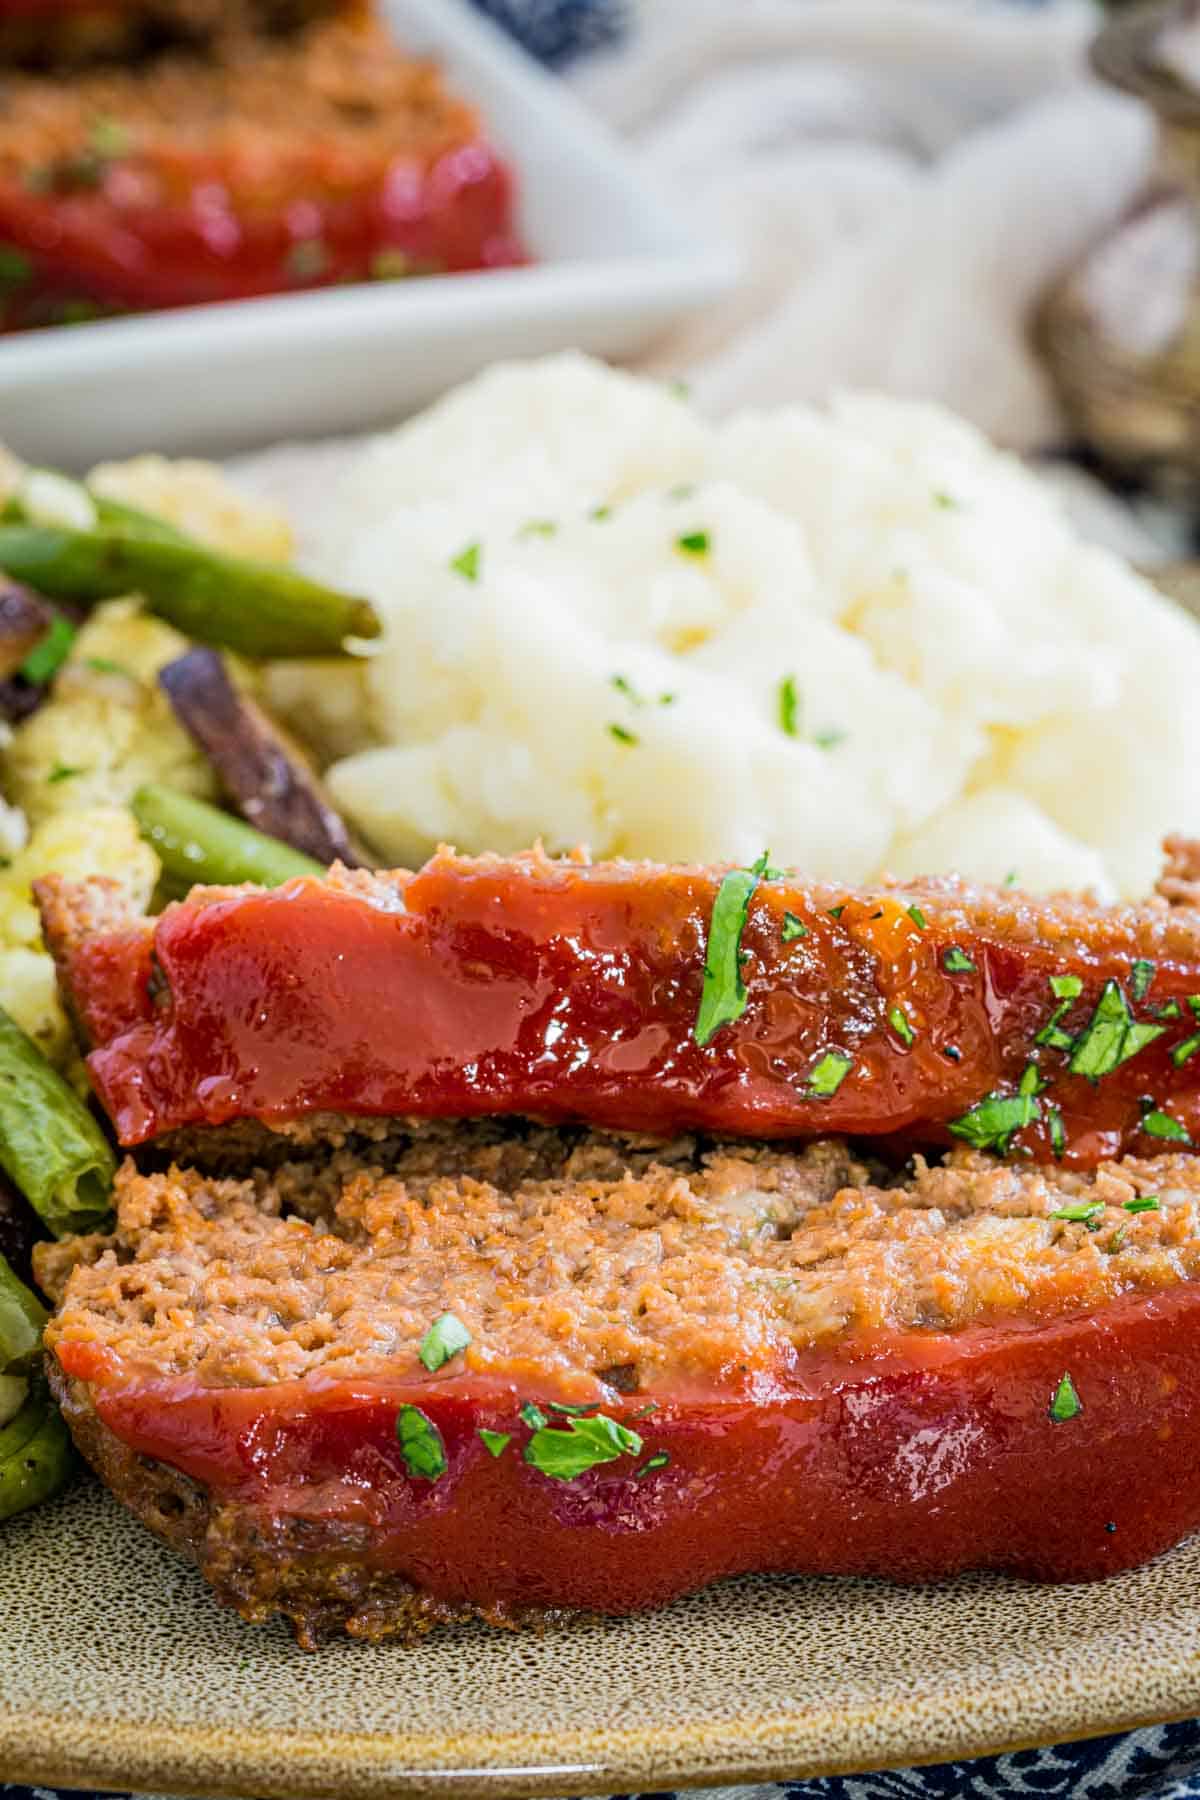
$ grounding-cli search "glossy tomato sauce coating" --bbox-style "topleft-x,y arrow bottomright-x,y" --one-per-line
38,852 -> 1200,1166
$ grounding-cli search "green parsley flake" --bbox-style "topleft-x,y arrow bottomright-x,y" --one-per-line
943,947 -> 975,974
1045,1102 -> 1066,1158
667,483 -> 695,502
828,904 -> 845,920
518,518 -> 557,539
590,504 -> 613,522
450,542 -> 481,581
630,1401 -> 659,1419
933,490 -> 960,510
1131,958 -> 1156,1001
519,1401 -> 548,1431
47,764 -> 85,784
694,863 -> 765,1046
1019,1062 -> 1046,1097
1157,1001 -> 1182,1020
20,613 -> 76,685
523,1412 -> 643,1482
1035,1001 -> 1076,1053
1190,997 -> 1200,1021
1124,1196 -> 1160,1214
807,1051 -> 853,1098
395,1405 -> 447,1480
1004,870 -> 1019,887
779,675 -> 800,737
635,1451 -> 671,1479
1050,974 -> 1083,1000
1068,980 -> 1165,1081
85,656 -> 135,679
948,1089 -> 1039,1155
611,673 -> 643,705
608,723 -> 639,746
1141,1108 -> 1191,1144
676,530 -> 710,556
888,1005 -> 915,1047
547,1401 -> 601,1417
1173,1034 -> 1200,1068
906,904 -> 927,930
1049,1201 -> 1104,1227
1108,1225 -> 1128,1254
813,729 -> 846,750
478,1428 -> 511,1458
418,1312 -> 471,1373
781,911 -> 808,943
1049,1372 -> 1082,1423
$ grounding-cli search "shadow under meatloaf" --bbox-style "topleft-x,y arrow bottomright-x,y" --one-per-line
36,1125 -> 1200,1645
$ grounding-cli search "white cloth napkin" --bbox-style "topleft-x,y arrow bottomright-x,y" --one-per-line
571,0 -> 1155,454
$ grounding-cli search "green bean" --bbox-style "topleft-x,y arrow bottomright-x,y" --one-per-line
0,1251 -> 46,1372
0,1006 -> 115,1238
0,1377 -> 43,1459
133,784 -> 324,890
0,524 -> 380,659
0,1378 -> 73,1521
90,493 -> 191,543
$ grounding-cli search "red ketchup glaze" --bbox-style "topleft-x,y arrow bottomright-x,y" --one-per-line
67,862 -> 1200,1164
56,1282 -> 1200,1607
0,140 -> 523,330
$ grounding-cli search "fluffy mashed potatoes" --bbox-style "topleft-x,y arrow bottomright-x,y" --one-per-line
314,356 -> 1200,903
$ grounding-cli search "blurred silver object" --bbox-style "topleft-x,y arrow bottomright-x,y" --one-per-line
1039,0 -> 1200,497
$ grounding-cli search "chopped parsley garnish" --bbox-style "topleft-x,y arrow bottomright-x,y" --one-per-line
814,729 -> 846,750
286,237 -> 328,280
20,612 -> 75,684
1050,974 -> 1083,1000
518,518 -> 557,539
906,904 -> 927,930
608,723 -> 639,746
418,1312 -> 471,1373
933,490 -> 959,510
634,1452 -> 671,1479
1156,1001 -> 1182,1020
1108,1225 -> 1128,1255
781,911 -> 808,943
1035,1001 -> 1076,1053
547,1401 -> 602,1417
478,1428 -> 511,1458
523,1411 -> 643,1482
676,530 -> 710,556
778,675 -> 800,737
611,673 -> 643,705
47,764 -> 85,784
750,851 -> 786,880
807,1051 -> 853,1098
888,1006 -> 915,1047
948,1089 -> 1039,1155
694,861 -> 769,1046
1124,1195 -> 1160,1214
828,904 -> 845,920
1067,980 -> 1164,1081
395,1405 -> 447,1480
84,656 -> 135,678
1045,1102 -> 1065,1158
1004,870 -> 1018,887
1141,1107 -> 1191,1144
1131,958 -> 1156,1001
1190,997 -> 1200,1021
668,378 -> 691,400
450,541 -> 481,581
1049,1201 -> 1103,1228
519,1401 -> 548,1431
943,947 -> 975,974
667,483 -> 695,502
590,504 -> 613,522
659,692 -> 677,706
630,1401 -> 659,1419
1019,1061 -> 1046,1097
1172,1033 -> 1200,1068
1049,1372 -> 1082,1424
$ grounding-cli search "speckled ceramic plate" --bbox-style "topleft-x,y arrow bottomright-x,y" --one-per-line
3,1476 -> 1200,1799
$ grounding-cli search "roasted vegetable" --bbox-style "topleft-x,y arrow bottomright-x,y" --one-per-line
0,1375 -> 72,1522
0,523 -> 380,659
132,784 -> 323,890
0,1004 -> 114,1237
0,580 -> 52,682
159,648 -> 366,866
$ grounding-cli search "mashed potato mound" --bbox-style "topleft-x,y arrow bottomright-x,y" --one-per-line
307,357 -> 1200,899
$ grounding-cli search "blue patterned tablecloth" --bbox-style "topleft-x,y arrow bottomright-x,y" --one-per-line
7,4 -> 1198,1800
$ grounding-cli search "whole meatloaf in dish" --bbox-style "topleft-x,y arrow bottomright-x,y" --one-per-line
31,848 -> 1200,1644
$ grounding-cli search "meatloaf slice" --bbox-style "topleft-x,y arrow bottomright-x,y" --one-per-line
38,1126 -> 1200,1644
35,848 -> 1200,1166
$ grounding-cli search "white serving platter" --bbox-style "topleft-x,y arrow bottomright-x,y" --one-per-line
0,0 -> 733,467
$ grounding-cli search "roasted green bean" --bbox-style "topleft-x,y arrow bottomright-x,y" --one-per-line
0,1377 -> 72,1521
133,783 -> 324,890
0,1006 -> 115,1238
0,1251 -> 46,1373
0,524 -> 380,659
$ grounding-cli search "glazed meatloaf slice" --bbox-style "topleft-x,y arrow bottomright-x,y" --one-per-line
36,848 -> 1200,1167
0,11 -> 523,329
38,1123 -> 1200,1644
